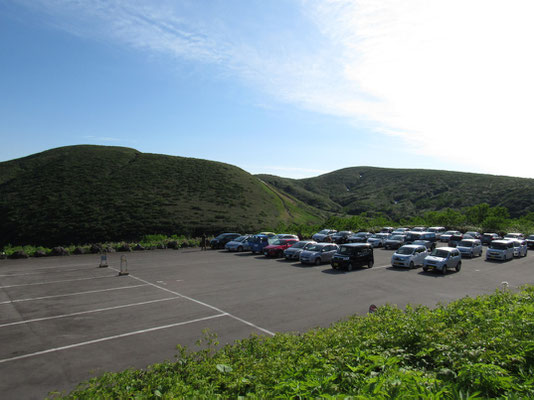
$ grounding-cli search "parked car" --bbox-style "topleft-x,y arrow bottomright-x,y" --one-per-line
411,239 -> 436,251
509,239 -> 528,257
447,234 -> 464,248
263,239 -> 299,257
456,239 -> 483,258
391,245 -> 429,268
527,235 -> 534,249
225,235 -> 252,252
331,231 -> 354,244
274,234 -> 299,240
486,240 -> 514,261
440,231 -> 461,243
384,234 -> 407,250
257,231 -> 276,237
392,228 -> 410,234
380,227 -> 395,233
249,234 -> 271,254
428,226 -> 446,239
283,240 -> 316,260
464,231 -> 481,239
405,232 -> 437,245
367,233 -> 390,248
299,243 -> 339,265
210,233 -> 241,249
504,232 -> 525,240
330,243 -> 374,271
348,232 -> 373,243
423,247 -> 462,274
481,233 -> 503,246
411,226 -> 427,232
311,229 -> 337,242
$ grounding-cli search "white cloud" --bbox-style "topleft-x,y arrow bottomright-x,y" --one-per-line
18,0 -> 534,177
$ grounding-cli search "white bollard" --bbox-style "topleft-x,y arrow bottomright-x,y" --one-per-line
119,255 -> 129,276
99,253 -> 108,268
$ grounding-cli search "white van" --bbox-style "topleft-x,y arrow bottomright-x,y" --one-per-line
486,240 -> 514,261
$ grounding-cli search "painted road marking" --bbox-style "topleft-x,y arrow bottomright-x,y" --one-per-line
0,284 -> 149,305
0,296 -> 181,328
0,275 -> 116,289
109,266 -> 275,337
0,313 -> 227,364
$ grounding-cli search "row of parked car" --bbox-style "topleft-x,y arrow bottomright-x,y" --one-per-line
209,228 -> 531,274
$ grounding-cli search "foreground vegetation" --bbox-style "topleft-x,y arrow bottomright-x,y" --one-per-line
51,286 -> 534,399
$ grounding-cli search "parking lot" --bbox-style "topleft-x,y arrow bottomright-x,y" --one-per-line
1,247 -> 532,399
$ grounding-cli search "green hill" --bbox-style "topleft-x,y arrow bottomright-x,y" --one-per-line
0,145 -> 322,247
258,167 -> 534,219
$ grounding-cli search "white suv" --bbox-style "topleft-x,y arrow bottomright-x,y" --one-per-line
486,240 -> 514,261
391,245 -> 429,268
423,247 -> 462,274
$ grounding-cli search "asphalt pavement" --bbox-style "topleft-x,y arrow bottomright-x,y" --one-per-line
0,246 -> 532,399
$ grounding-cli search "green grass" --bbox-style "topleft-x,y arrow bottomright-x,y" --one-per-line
50,286 -> 534,399
0,145 -> 323,247
258,167 -> 534,220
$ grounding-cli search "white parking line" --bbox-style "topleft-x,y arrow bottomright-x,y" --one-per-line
0,284 -> 149,305
0,267 -> 102,277
0,262 -> 98,275
0,296 -> 181,328
0,275 -> 116,289
0,313 -> 227,364
109,266 -> 275,336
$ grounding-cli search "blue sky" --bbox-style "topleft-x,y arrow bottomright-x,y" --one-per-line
1,0 -> 533,179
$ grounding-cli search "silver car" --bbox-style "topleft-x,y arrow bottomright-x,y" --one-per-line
367,233 -> 390,248
509,239 -> 528,257
391,245 -> 428,268
311,229 -> 336,242
456,239 -> 483,258
283,240 -> 316,260
423,247 -> 462,274
224,235 -> 252,252
299,243 -> 339,265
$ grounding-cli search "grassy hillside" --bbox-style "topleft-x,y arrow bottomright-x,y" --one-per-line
0,145 -> 322,247
258,167 -> 534,219
56,287 -> 534,399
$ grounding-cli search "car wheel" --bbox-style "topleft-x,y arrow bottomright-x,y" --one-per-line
368,260 -> 374,268
423,266 -> 429,272
347,263 -> 353,272
409,261 -> 414,269
237,246 -> 243,252
441,266 -> 447,275
331,264 -> 338,270
455,261 -> 462,272
314,258 -> 321,266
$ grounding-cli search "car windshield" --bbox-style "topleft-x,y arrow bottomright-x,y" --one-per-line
389,235 -> 403,241
306,244 -> 324,252
339,245 -> 362,255
490,242 -> 508,250
528,235 -> 534,240
443,231 -> 456,235
291,241 -> 308,249
234,236 -> 247,242
269,239 -> 282,246
458,240 -> 474,247
397,247 -> 415,255
317,229 -> 331,235
430,249 -> 450,258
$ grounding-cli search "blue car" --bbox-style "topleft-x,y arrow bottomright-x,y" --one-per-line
248,234 -> 271,254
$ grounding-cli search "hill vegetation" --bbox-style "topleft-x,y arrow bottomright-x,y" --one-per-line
53,286 -> 534,399
258,167 -> 534,219
0,145 -> 322,247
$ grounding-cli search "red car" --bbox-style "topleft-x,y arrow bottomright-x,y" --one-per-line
263,239 -> 298,257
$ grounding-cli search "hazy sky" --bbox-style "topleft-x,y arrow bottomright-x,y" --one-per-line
2,0 -> 533,179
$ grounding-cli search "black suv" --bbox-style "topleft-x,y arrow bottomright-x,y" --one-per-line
330,243 -> 374,271
210,233 -> 241,249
